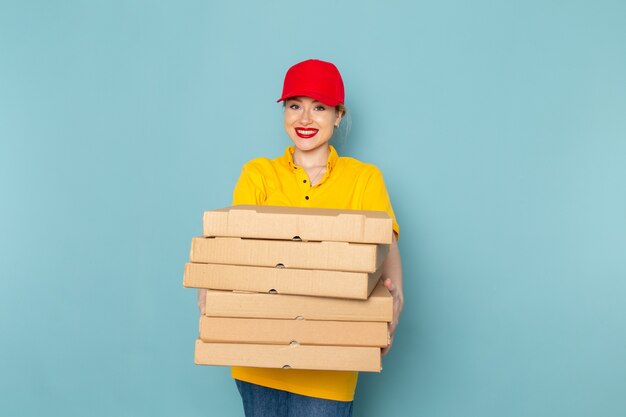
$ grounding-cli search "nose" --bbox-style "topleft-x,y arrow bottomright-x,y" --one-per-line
299,108 -> 313,125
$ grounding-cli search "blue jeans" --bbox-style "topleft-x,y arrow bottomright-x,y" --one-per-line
235,379 -> 354,417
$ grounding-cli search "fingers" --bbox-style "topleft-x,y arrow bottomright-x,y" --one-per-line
382,279 -> 402,358
382,334 -> 394,357
388,320 -> 398,335
197,289 -> 207,315
383,319 -> 397,357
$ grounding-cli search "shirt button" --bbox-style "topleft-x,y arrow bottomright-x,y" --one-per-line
305,196 -> 309,200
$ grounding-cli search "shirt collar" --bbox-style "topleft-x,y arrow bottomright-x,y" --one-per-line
284,145 -> 339,173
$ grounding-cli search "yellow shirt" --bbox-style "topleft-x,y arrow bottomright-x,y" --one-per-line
230,145 -> 399,401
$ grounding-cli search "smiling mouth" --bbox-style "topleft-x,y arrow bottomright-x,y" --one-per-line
295,128 -> 319,139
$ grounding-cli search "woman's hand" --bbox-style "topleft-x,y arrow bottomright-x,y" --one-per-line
380,234 -> 403,357
197,288 -> 207,315
382,277 -> 404,356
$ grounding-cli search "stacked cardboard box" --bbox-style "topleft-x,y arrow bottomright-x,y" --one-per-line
183,205 -> 393,372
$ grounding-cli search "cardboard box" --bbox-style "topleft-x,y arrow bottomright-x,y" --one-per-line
190,237 -> 388,273
204,280 -> 392,322
203,205 -> 393,244
194,339 -> 382,372
199,316 -> 389,347
184,262 -> 382,299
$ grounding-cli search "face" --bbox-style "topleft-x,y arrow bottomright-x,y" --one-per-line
283,97 -> 342,152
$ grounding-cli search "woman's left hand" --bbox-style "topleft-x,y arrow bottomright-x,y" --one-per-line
382,277 -> 404,356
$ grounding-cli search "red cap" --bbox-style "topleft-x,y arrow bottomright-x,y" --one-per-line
277,59 -> 345,106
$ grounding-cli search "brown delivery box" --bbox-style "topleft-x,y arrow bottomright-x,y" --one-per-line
204,280 -> 392,322
184,262 -> 382,299
203,205 -> 393,244
194,339 -> 382,372
190,237 -> 388,273
199,316 -> 389,347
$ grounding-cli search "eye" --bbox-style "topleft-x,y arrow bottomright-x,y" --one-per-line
314,105 -> 326,111
289,103 -> 300,110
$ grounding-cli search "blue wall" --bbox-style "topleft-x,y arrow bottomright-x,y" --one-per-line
1,1 -> 625,416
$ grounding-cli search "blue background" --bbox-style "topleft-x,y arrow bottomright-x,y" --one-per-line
1,1 -> 625,416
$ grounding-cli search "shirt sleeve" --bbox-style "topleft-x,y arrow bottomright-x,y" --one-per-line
361,166 -> 400,239
232,162 -> 267,205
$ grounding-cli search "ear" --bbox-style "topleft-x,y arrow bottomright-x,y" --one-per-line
334,110 -> 343,128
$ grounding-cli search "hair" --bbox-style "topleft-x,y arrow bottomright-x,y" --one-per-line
332,104 -> 351,148
335,103 -> 347,118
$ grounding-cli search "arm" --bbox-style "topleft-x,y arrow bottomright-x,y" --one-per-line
360,166 -> 403,355
381,233 -> 403,356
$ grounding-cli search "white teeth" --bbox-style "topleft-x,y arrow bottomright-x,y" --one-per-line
297,129 -> 316,135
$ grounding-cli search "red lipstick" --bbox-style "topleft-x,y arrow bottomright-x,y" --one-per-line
295,127 -> 319,139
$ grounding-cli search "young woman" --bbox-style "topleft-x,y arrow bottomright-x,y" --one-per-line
200,59 -> 404,417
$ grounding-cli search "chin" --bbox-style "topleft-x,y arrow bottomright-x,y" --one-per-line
290,138 -> 315,150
